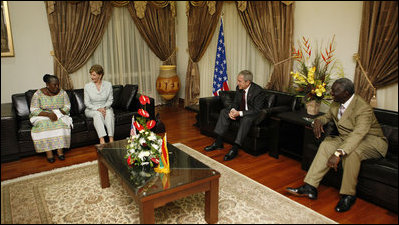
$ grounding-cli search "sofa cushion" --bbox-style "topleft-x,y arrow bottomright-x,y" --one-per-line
25,89 -> 38,110
114,108 -> 136,126
263,92 -> 276,109
71,115 -> 87,133
219,91 -> 235,108
111,85 -> 123,108
12,93 -> 30,121
17,120 -> 32,142
114,84 -> 138,111
381,124 -> 398,157
72,89 -> 86,115
359,158 -> 398,188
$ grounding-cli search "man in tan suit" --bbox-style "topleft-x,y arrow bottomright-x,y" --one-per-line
286,78 -> 388,212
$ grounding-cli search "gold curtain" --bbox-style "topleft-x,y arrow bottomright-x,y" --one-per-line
185,1 -> 223,106
45,1 -> 112,90
127,1 -> 176,65
354,1 -> 398,103
236,1 -> 294,91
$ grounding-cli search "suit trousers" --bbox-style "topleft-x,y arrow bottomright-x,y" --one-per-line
85,108 -> 115,138
214,108 -> 257,146
304,135 -> 387,195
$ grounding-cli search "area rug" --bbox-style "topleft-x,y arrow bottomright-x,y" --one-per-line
1,143 -> 337,224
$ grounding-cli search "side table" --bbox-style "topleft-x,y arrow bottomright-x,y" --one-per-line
271,108 -> 322,161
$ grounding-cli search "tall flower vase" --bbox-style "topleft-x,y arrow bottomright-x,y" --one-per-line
306,100 -> 321,115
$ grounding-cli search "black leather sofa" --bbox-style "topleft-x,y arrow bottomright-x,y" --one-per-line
1,84 -> 155,163
199,89 -> 298,156
301,108 -> 398,212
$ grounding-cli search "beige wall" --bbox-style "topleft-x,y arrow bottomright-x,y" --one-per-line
1,1 -> 53,103
2,1 -> 397,111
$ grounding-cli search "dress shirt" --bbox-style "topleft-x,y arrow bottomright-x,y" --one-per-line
239,84 -> 251,117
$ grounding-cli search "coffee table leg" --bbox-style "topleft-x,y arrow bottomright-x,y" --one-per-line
139,201 -> 155,224
205,178 -> 219,224
98,158 -> 110,188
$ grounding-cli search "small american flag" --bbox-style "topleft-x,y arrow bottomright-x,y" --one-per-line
212,17 -> 229,96
130,116 -> 136,137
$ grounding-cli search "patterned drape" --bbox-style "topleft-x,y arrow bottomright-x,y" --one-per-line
45,1 -> 112,90
185,1 -> 223,106
354,1 -> 398,103
236,1 -> 294,91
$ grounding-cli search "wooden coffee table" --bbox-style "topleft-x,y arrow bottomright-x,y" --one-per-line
96,139 -> 220,224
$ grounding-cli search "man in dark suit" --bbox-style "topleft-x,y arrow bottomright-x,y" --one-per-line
286,78 -> 388,212
204,70 -> 265,161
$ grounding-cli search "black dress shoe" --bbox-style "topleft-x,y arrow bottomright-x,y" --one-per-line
223,148 -> 238,161
204,142 -> 224,152
47,157 -> 55,163
335,195 -> 356,212
57,154 -> 65,161
286,183 -> 318,200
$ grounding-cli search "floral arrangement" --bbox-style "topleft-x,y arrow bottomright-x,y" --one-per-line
290,36 -> 344,104
125,95 -> 162,168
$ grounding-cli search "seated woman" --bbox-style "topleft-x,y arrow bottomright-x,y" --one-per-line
84,64 -> 115,144
30,74 -> 73,163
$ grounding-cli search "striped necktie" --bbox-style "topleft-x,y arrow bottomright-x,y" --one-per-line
338,105 -> 345,119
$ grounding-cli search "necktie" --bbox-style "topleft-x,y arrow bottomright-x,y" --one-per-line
338,105 -> 345,119
240,90 -> 246,111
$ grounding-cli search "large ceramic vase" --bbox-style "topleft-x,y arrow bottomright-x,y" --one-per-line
156,65 -> 180,101
306,100 -> 321,115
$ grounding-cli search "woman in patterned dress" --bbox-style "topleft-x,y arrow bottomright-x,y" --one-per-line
30,74 -> 72,163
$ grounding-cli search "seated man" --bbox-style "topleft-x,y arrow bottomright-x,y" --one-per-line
286,78 -> 388,212
204,70 -> 265,161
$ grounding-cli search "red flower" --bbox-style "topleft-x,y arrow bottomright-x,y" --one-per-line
151,157 -> 159,164
138,109 -> 150,118
139,95 -> 150,105
146,120 -> 156,129
133,121 -> 144,131
127,155 -> 134,166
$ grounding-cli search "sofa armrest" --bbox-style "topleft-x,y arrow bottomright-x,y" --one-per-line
1,103 -> 19,160
131,93 -> 155,120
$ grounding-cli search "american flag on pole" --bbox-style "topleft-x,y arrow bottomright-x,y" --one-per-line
212,17 -> 229,96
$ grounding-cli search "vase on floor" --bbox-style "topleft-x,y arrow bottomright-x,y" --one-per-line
156,65 -> 180,101
306,100 -> 321,115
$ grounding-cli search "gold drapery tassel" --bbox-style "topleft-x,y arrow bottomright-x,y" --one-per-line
353,53 -> 377,107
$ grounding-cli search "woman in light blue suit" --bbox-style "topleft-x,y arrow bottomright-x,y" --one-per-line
84,64 -> 115,144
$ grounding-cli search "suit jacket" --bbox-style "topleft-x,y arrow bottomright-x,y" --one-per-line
316,94 -> 387,156
229,82 -> 265,118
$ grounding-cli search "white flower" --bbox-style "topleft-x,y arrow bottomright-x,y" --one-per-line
148,132 -> 157,141
141,161 -> 149,165
138,151 -> 150,160
139,138 -> 146,145
152,144 -> 159,151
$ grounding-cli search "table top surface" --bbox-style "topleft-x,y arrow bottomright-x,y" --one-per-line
96,139 -> 219,198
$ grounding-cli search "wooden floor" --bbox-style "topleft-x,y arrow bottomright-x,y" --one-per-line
1,103 -> 398,224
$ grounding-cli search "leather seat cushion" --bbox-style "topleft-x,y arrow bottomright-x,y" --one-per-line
71,115 -> 87,133
17,120 -> 33,142
359,158 -> 398,188
114,109 -> 136,125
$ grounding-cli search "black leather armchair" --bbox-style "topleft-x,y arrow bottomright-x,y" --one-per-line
199,89 -> 297,156
301,108 -> 398,212
1,84 -> 155,163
